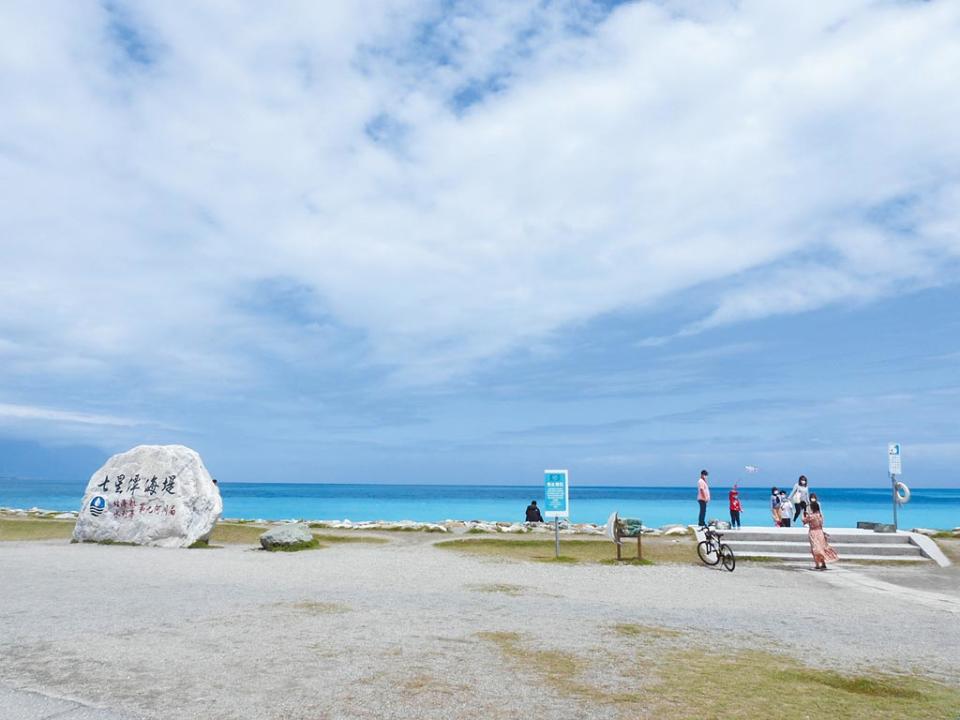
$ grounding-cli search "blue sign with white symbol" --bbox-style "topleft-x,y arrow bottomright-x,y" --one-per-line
89,495 -> 106,517
543,469 -> 569,518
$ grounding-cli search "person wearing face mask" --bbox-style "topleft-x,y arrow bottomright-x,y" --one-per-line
790,475 -> 811,522
770,487 -> 781,527
778,491 -> 794,528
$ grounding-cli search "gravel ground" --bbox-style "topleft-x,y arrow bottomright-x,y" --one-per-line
1,536 -> 958,719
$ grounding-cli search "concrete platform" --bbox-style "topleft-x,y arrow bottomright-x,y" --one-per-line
696,526 -> 951,566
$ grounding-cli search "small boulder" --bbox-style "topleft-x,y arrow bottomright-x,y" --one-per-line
663,526 -> 690,536
499,523 -> 528,533
911,528 -> 939,537
260,523 -> 314,550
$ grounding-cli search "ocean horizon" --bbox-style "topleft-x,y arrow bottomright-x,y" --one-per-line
2,479 -> 958,529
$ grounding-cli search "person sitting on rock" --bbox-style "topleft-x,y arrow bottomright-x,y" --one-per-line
525,500 -> 544,523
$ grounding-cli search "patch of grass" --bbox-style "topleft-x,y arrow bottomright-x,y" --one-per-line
599,557 -> 654,566
466,527 -> 494,534
402,673 -> 467,695
310,533 -> 389,545
651,651 -> 958,718
261,537 -> 322,552
477,631 -> 640,706
288,601 -> 350,615
478,632 -> 960,719
737,555 -> 788,562
610,623 -> 683,639
0,518 -> 76,541
208,523 -> 266,545
467,583 -> 527,596
436,537 -> 695,565
933,537 -> 960,563
188,540 -> 221,549
82,539 -> 137,546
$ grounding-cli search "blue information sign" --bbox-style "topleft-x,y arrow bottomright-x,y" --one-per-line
543,469 -> 569,518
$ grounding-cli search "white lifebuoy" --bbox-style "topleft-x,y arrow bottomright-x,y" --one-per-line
895,481 -> 910,504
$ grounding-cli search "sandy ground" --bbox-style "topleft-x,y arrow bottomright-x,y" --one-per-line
1,534 -> 958,720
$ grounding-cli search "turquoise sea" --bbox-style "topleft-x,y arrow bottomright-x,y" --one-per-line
1,479 -> 958,529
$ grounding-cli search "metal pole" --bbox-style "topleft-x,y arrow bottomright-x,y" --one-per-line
554,517 -> 560,559
891,473 -> 898,530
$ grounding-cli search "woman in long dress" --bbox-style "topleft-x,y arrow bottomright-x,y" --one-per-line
802,500 -> 838,570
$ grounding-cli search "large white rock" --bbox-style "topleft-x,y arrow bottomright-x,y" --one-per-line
73,445 -> 222,548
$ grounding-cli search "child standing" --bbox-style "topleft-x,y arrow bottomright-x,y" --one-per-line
779,491 -> 794,528
770,487 -> 781,526
729,486 -> 742,529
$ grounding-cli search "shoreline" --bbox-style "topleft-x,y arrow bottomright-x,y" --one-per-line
3,506 -> 958,538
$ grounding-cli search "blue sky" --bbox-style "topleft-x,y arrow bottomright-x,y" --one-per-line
1,0 -> 959,487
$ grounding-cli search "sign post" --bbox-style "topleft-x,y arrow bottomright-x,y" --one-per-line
888,443 -> 901,530
544,469 -> 569,559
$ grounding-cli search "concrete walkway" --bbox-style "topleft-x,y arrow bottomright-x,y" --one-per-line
0,685 -> 137,720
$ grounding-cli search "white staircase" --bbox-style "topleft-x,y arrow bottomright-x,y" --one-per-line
701,526 -> 948,565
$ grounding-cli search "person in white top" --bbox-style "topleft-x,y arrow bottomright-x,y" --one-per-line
789,475 -> 811,522
779,491 -> 794,528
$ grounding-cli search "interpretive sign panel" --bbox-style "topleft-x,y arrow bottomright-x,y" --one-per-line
888,443 -> 902,475
73,444 -> 222,548
543,469 -> 569,518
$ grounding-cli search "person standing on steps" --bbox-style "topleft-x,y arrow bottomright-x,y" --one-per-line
525,500 -> 543,523
729,485 -> 742,529
770,487 -> 781,526
802,500 -> 839,570
790,475 -> 810,522
779,491 -> 794,528
697,470 -> 710,527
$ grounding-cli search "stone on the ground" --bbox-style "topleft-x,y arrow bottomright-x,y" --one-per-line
661,525 -> 689,536
259,523 -> 314,550
72,445 -> 222,549
912,528 -> 939,536
500,523 -> 528,533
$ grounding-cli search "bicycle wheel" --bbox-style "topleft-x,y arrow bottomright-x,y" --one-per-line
720,544 -> 736,572
697,540 -> 720,565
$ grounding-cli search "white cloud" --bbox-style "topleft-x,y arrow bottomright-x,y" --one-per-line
1,0 -> 959,389
0,402 -> 144,427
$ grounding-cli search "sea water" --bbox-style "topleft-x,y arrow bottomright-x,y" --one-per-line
2,479 -> 958,529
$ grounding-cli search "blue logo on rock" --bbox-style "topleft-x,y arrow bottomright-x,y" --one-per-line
89,496 -> 106,517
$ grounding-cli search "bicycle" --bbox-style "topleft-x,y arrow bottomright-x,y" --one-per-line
697,526 -> 736,572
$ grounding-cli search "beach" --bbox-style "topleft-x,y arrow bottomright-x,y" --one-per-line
2,521 -> 959,719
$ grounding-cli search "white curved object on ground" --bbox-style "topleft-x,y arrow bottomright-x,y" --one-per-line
72,445 -> 222,548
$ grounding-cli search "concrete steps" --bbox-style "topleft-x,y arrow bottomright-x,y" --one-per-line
698,526 -> 943,564
729,541 -> 923,558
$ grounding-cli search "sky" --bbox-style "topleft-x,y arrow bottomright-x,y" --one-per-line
1,0 -> 959,488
